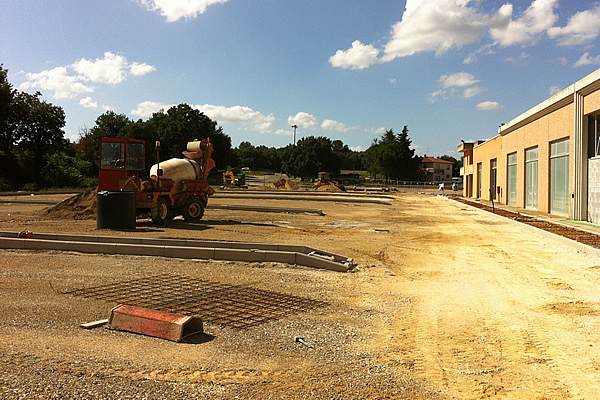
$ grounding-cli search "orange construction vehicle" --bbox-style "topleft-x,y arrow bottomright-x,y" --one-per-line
98,137 -> 215,224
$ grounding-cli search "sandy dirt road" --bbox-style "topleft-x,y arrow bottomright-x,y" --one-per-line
1,192 -> 600,399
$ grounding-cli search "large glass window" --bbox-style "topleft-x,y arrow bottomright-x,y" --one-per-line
127,143 -> 145,171
550,139 -> 570,215
507,153 -> 517,206
525,147 -> 538,210
100,142 -> 125,170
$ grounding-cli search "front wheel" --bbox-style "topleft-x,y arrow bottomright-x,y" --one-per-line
150,197 -> 169,225
182,197 -> 205,223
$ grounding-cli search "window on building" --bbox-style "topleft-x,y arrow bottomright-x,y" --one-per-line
507,153 -> 517,206
589,114 -> 600,158
550,138 -> 570,215
525,147 -> 538,210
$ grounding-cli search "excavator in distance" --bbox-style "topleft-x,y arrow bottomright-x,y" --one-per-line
97,137 -> 215,224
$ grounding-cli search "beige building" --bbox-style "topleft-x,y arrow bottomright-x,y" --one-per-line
458,68 -> 600,221
421,156 -> 453,182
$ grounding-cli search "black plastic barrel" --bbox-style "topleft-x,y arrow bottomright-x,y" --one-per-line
96,191 -> 136,230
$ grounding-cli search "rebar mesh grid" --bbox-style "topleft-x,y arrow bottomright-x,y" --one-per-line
65,273 -> 327,329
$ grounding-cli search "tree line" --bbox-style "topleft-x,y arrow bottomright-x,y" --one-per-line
1,64 -> 459,190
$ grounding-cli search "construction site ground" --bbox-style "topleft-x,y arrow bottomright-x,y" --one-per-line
2,191 -> 600,399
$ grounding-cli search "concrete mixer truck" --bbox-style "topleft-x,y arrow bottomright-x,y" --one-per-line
97,137 -> 215,224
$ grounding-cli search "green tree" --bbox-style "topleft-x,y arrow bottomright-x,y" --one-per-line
365,126 -> 420,180
0,65 -> 67,189
77,111 -> 133,173
281,136 -> 341,177
146,104 -> 234,170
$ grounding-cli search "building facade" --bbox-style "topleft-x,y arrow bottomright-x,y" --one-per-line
458,68 -> 600,221
421,157 -> 454,181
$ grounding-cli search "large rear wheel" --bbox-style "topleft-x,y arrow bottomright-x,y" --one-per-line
182,197 -> 205,223
150,197 -> 169,225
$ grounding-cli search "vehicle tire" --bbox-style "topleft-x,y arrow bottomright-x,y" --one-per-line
150,197 -> 169,225
182,197 -> 205,223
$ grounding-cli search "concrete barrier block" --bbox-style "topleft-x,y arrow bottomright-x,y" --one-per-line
59,234 -> 94,243
151,238 -> 187,247
264,250 -> 296,264
164,246 -> 215,260
296,253 -> 349,272
214,248 -> 267,262
0,238 -> 25,249
24,239 -> 70,251
67,242 -> 117,255
115,243 -> 165,257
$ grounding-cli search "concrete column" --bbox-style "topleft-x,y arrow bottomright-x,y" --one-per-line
573,91 -> 587,221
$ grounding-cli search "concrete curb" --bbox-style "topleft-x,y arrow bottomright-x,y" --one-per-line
0,231 -> 354,272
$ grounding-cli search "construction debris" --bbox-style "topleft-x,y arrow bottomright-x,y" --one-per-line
266,177 -> 300,191
109,304 -> 203,342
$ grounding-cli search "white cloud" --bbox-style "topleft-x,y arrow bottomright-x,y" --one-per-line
321,119 -> 355,132
73,52 -> 128,84
383,0 -> 511,61
20,52 -> 156,99
350,145 -> 367,152
440,72 -> 479,88
574,52 -> 600,68
79,96 -> 98,109
504,52 -> 530,63
476,101 -> 504,110
138,0 -> 229,22
429,89 -> 447,103
131,101 -> 276,133
548,5 -> 600,46
463,86 -> 486,98
288,112 -> 318,130
196,104 -> 275,133
548,86 -> 562,96
463,44 -> 496,64
19,66 -> 94,99
130,62 -> 157,76
329,40 -> 383,70
490,0 -> 558,46
365,126 -> 386,135
330,0 -> 600,70
274,129 -> 293,136
131,100 -> 173,117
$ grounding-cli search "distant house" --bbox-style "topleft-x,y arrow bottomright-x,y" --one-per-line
420,156 -> 453,182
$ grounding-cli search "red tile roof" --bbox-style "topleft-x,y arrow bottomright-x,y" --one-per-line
421,157 -> 453,164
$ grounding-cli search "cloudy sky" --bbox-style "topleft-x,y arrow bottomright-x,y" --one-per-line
2,0 -> 600,157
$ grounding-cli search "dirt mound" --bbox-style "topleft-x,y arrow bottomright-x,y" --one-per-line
41,188 -> 97,220
268,177 -> 300,191
316,184 -> 344,192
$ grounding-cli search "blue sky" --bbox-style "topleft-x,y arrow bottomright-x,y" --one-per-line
2,0 -> 600,158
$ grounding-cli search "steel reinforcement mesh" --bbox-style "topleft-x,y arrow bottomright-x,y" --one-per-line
64,273 -> 328,329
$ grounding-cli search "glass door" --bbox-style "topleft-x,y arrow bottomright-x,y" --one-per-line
525,147 -> 538,210
550,139 -> 570,215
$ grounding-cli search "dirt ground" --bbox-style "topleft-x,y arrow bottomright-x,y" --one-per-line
2,192 -> 600,399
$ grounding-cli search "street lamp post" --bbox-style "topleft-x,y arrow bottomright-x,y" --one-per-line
291,124 -> 298,145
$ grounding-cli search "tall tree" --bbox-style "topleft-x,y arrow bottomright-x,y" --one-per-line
281,136 -> 341,177
147,104 -> 234,170
365,126 -> 420,180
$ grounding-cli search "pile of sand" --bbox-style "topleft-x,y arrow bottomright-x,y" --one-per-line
41,188 -> 97,220
316,184 -> 344,192
267,177 -> 300,191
